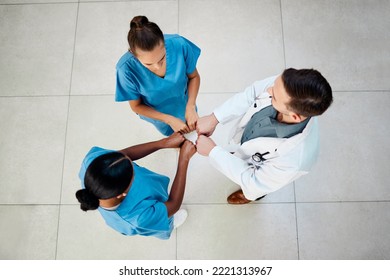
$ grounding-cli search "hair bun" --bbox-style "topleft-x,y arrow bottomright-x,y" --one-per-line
75,189 -> 99,211
130,15 -> 149,29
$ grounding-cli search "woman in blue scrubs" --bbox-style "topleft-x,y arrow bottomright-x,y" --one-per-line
75,133 -> 196,240
115,16 -> 201,136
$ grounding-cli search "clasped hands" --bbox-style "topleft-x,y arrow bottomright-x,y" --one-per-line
164,113 -> 219,157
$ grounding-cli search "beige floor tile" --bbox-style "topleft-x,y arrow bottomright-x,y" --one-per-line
180,0 -> 285,93
0,97 -> 68,204
0,3 -> 77,96
297,202 -> 390,259
295,92 -> 390,202
282,0 -> 390,91
0,205 -> 58,259
177,204 -> 298,259
71,1 -> 178,95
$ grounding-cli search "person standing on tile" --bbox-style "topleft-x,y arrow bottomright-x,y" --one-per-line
75,132 -> 195,239
196,68 -> 333,204
115,16 -> 201,136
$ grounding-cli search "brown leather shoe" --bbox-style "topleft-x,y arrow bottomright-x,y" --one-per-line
227,190 -> 253,204
227,190 -> 267,204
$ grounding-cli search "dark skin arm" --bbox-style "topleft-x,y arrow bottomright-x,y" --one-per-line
118,132 -> 185,160
165,140 -> 196,217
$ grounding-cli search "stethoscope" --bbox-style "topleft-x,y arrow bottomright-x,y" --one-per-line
250,95 -> 273,166
251,151 -> 270,167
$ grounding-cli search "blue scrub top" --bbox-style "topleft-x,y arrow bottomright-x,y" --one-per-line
79,146 -> 173,240
115,34 -> 201,136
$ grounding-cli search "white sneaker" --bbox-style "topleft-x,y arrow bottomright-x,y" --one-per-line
173,209 -> 188,229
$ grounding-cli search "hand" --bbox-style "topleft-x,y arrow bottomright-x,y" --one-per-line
185,105 -> 198,132
196,113 -> 219,137
179,140 -> 197,161
162,132 -> 185,149
196,135 -> 216,156
167,116 -> 191,134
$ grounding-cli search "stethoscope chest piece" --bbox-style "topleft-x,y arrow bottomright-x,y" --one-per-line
251,151 -> 270,167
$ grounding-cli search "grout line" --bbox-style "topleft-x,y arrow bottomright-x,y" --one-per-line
176,228 -> 178,260
279,0 -> 287,69
0,0 -> 171,6
1,200 -> 390,207
181,200 -> 390,205
175,147 -> 179,260
0,95 -> 74,98
1,90 -> 388,99
177,0 -> 180,34
289,200 -> 390,204
54,0 -> 80,260
0,2 -> 79,6
293,182 -> 300,260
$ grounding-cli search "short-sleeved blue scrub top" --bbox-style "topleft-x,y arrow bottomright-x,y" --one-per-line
115,34 -> 201,136
79,146 -> 173,240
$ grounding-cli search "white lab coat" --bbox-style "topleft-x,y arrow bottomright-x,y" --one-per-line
209,75 -> 319,200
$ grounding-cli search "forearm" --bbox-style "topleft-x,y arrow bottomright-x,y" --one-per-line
119,140 -> 165,160
131,102 -> 172,124
186,74 -> 200,107
165,157 -> 190,217
209,146 -> 287,200
208,146 -> 251,185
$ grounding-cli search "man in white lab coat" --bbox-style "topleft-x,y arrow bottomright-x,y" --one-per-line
196,68 -> 333,204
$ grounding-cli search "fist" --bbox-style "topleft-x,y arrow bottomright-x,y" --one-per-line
196,135 -> 216,156
163,132 -> 185,148
196,114 -> 219,137
180,140 -> 197,160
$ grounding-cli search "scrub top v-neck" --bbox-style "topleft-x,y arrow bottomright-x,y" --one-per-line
115,34 -> 201,135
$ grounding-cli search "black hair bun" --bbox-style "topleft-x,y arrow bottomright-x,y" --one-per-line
75,189 -> 99,211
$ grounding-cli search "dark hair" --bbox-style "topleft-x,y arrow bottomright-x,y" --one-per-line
75,152 -> 133,211
127,16 -> 164,55
281,68 -> 333,117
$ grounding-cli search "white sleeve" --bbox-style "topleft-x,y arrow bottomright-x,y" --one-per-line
208,145 -> 299,200
213,75 -> 278,124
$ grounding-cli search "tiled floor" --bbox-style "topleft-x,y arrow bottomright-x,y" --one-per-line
0,0 -> 389,260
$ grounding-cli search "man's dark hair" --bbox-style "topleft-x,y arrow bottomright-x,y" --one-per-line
282,68 -> 333,117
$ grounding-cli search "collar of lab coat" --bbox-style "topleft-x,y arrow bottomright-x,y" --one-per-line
230,116 -> 318,161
